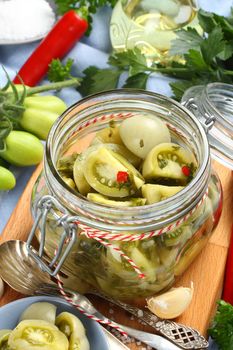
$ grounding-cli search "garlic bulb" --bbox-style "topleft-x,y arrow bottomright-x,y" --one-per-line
0,277 -> 4,298
146,283 -> 194,319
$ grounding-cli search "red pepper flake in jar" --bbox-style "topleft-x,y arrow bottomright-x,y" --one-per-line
182,166 -> 191,177
117,171 -> 129,183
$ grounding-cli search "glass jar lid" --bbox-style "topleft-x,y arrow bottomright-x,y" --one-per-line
182,83 -> 233,170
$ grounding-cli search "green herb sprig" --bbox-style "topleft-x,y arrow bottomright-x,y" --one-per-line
208,300 -> 233,350
48,9 -> 233,101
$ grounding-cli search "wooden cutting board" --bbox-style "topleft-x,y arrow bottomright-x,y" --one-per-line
0,160 -> 233,349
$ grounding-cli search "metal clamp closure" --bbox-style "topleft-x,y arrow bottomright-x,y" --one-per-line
182,98 -> 216,133
26,195 -> 77,276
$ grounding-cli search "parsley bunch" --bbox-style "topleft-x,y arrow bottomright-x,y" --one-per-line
48,8 -> 233,101
54,0 -> 117,34
208,300 -> 233,350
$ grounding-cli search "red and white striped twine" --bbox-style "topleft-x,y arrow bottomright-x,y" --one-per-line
56,272 -> 127,336
72,188 -> 208,280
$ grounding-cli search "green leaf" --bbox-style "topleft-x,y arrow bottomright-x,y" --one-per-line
78,66 -> 121,96
170,80 -> 196,101
200,26 -> 226,65
208,300 -> 233,350
123,72 -> 149,89
169,28 -> 203,56
198,9 -> 217,33
184,49 -> 209,70
109,48 -> 148,74
0,116 -> 12,152
217,43 -> 233,61
48,58 -> 74,82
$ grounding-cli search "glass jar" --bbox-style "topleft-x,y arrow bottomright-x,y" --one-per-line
110,0 -> 199,64
28,89 -> 228,303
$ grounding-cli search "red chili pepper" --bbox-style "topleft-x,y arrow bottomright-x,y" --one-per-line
222,225 -> 233,304
181,166 -> 190,177
117,171 -> 129,183
13,10 -> 88,87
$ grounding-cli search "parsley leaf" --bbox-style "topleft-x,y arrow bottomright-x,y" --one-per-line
200,26 -> 226,64
109,48 -> 148,75
48,58 -> 74,82
123,72 -> 149,89
169,27 -> 203,56
208,300 -> 233,350
78,66 -> 121,95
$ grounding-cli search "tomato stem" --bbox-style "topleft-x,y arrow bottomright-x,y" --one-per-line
26,78 -> 81,96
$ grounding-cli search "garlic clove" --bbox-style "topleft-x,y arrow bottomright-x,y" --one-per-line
0,277 -> 4,299
146,283 -> 194,319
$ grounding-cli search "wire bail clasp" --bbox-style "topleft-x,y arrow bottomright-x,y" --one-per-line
26,195 -> 77,276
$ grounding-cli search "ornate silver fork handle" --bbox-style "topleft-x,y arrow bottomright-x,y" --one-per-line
89,291 -> 209,350
36,284 -> 183,350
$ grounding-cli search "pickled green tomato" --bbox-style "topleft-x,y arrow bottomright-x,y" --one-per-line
142,184 -> 184,204
119,115 -> 171,158
8,320 -> 69,350
73,143 -> 140,195
142,142 -> 197,184
56,312 -> 90,350
19,302 -> 57,324
83,147 -> 144,198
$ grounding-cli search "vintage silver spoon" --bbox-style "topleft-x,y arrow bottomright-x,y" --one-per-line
0,240 -> 208,349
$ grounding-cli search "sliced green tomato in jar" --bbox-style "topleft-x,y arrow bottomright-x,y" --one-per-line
87,193 -> 146,207
19,302 -> 57,324
73,143 -> 141,195
56,312 -> 90,350
83,147 -> 145,198
142,184 -> 184,204
8,320 -> 69,350
0,330 -> 11,350
142,142 -> 197,185
91,125 -> 123,145
119,115 -> 171,158
163,225 -> 192,247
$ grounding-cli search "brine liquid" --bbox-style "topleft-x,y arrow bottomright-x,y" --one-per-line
110,0 -> 198,63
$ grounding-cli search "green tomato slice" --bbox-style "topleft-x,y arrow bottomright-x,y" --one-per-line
0,330 -> 11,350
142,143 -> 197,185
56,312 -> 90,350
8,320 -> 69,350
73,143 -> 141,195
19,302 -> 57,324
83,147 -> 145,198
142,184 -> 184,204
87,193 -> 146,207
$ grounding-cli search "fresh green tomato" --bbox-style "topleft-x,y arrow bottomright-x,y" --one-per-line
83,147 -> 144,198
0,131 -> 43,166
142,142 -> 197,185
0,330 -> 11,350
56,312 -> 90,350
8,320 -> 69,350
119,115 -> 171,158
21,95 -> 67,140
19,302 -> 57,324
142,184 -> 184,204
0,166 -> 16,190
87,193 -> 146,207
